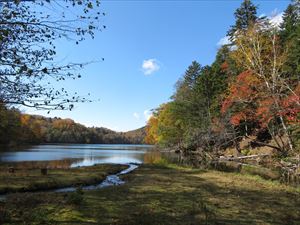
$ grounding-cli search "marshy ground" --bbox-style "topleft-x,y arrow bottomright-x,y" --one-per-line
0,163 -> 126,194
1,162 -> 300,224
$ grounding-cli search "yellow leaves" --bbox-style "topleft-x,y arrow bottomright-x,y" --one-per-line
231,24 -> 286,81
144,103 -> 184,146
20,114 -> 30,125
52,119 -> 75,129
145,116 -> 159,145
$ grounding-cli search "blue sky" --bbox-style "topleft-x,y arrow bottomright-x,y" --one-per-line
25,0 -> 290,131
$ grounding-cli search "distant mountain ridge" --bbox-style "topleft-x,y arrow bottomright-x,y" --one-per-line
0,105 -> 147,145
122,127 -> 147,144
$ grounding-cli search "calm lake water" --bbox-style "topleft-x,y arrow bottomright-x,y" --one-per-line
0,144 -> 153,167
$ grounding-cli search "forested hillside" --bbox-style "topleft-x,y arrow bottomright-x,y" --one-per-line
0,105 -> 146,145
145,0 -> 300,159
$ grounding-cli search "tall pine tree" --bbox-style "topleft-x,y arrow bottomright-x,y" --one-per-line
280,0 -> 300,82
280,0 -> 300,41
227,0 -> 258,40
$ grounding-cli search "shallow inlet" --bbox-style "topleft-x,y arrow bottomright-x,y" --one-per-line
0,163 -> 139,201
55,163 -> 139,192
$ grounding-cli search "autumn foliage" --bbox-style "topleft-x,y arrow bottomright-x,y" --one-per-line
145,116 -> 158,144
145,1 -> 300,156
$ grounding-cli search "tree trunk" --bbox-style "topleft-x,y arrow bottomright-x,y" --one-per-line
278,115 -> 294,153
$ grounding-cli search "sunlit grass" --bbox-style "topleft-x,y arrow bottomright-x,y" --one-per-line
1,162 -> 300,224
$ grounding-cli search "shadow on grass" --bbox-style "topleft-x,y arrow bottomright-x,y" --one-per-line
74,165 -> 300,225
2,164 -> 300,225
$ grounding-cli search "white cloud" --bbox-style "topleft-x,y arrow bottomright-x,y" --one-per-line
143,110 -> 152,121
269,12 -> 283,27
142,59 -> 160,75
217,36 -> 231,46
217,10 -> 283,47
133,112 -> 140,120
259,13 -> 266,18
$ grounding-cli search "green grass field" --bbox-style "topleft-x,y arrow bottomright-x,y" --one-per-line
1,162 -> 299,224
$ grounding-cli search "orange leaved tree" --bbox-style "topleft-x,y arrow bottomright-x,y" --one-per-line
224,22 -> 300,155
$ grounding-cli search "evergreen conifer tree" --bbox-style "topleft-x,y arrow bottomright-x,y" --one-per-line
227,0 -> 258,40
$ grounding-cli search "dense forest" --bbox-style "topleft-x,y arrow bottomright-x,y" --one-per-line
145,0 -> 300,160
0,105 -> 146,145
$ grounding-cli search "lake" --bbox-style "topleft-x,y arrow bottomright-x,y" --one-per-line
0,144 -> 153,167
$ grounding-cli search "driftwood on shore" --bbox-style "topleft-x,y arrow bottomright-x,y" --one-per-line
219,154 -> 270,161
216,154 -> 300,185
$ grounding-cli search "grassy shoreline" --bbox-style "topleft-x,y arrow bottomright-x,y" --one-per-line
0,163 -> 127,194
1,161 -> 300,224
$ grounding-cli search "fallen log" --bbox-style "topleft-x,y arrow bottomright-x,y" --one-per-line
220,154 -> 270,161
250,141 -> 281,151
